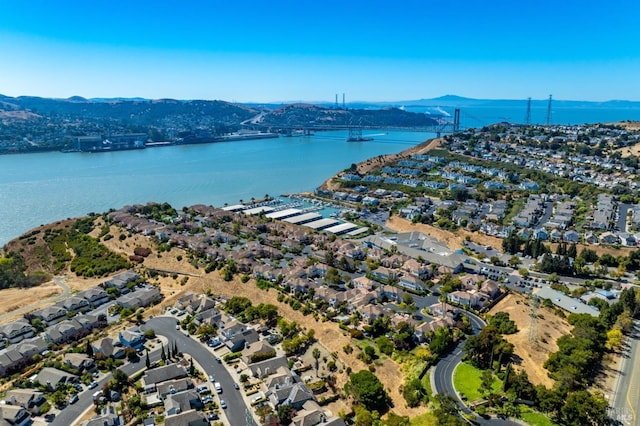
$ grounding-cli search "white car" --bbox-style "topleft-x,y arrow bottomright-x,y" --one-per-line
220,399 -> 227,409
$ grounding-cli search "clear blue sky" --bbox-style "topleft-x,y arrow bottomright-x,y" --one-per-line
1,0 -> 639,102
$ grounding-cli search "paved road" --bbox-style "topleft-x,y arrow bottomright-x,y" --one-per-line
611,321 -> 640,426
143,317 -> 251,426
432,312 -> 512,426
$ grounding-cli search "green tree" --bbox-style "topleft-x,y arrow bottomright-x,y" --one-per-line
344,370 -> 389,412
376,336 -> 394,356
277,404 -> 295,425
560,390 -> 608,426
85,340 -> 94,357
433,394 -> 465,426
479,370 -> 494,396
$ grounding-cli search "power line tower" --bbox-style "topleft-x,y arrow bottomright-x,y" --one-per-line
529,295 -> 540,343
335,94 -> 338,110
545,95 -> 552,126
525,97 -> 531,125
342,93 -> 346,110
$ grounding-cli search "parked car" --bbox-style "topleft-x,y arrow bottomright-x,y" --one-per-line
69,394 -> 79,404
233,382 -> 239,390
89,381 -> 99,389
220,399 -> 227,409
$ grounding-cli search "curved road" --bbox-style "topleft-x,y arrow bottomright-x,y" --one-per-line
142,316 -> 252,426
432,312 -> 512,426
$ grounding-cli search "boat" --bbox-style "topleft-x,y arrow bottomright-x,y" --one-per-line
346,136 -> 374,142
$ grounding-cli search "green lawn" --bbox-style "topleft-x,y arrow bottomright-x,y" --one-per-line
410,412 -> 438,426
453,362 -> 502,402
520,406 -> 558,426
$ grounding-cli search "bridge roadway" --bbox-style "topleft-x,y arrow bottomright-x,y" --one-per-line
251,123 -> 460,134
432,312 -> 513,426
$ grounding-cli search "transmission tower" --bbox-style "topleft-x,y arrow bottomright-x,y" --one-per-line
528,295 -> 540,343
342,93 -> 345,110
545,95 -> 552,126
335,94 -> 338,110
525,97 -> 531,125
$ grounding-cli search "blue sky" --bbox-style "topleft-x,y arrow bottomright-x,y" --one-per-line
1,0 -> 639,102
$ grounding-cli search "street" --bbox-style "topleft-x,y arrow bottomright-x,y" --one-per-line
143,316 -> 252,426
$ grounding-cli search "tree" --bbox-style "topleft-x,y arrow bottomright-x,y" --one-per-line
344,370 -> 389,412
85,340 -> 94,357
479,370 -> 494,396
111,369 -> 129,392
312,348 -> 321,372
277,404 -> 295,425
402,378 -> 427,408
145,351 -> 150,369
560,390 -> 608,426
384,413 -> 410,426
433,394 -> 465,426
161,344 -> 166,362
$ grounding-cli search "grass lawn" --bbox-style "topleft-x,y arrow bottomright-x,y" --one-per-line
520,406 -> 558,426
453,362 -> 502,402
410,412 -> 438,426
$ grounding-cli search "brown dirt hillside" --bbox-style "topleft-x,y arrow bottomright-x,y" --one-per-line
487,293 -> 570,388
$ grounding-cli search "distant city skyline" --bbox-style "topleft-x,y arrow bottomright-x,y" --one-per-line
1,0 -> 639,102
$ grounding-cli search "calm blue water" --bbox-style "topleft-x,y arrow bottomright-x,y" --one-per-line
0,130 -> 431,246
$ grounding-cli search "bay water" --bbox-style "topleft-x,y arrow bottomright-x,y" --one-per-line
0,130 -> 431,246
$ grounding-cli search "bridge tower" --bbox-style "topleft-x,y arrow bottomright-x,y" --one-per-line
453,108 -> 461,133
545,95 -> 552,126
335,94 -> 338,109
525,97 -> 531,125
342,93 -> 346,110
